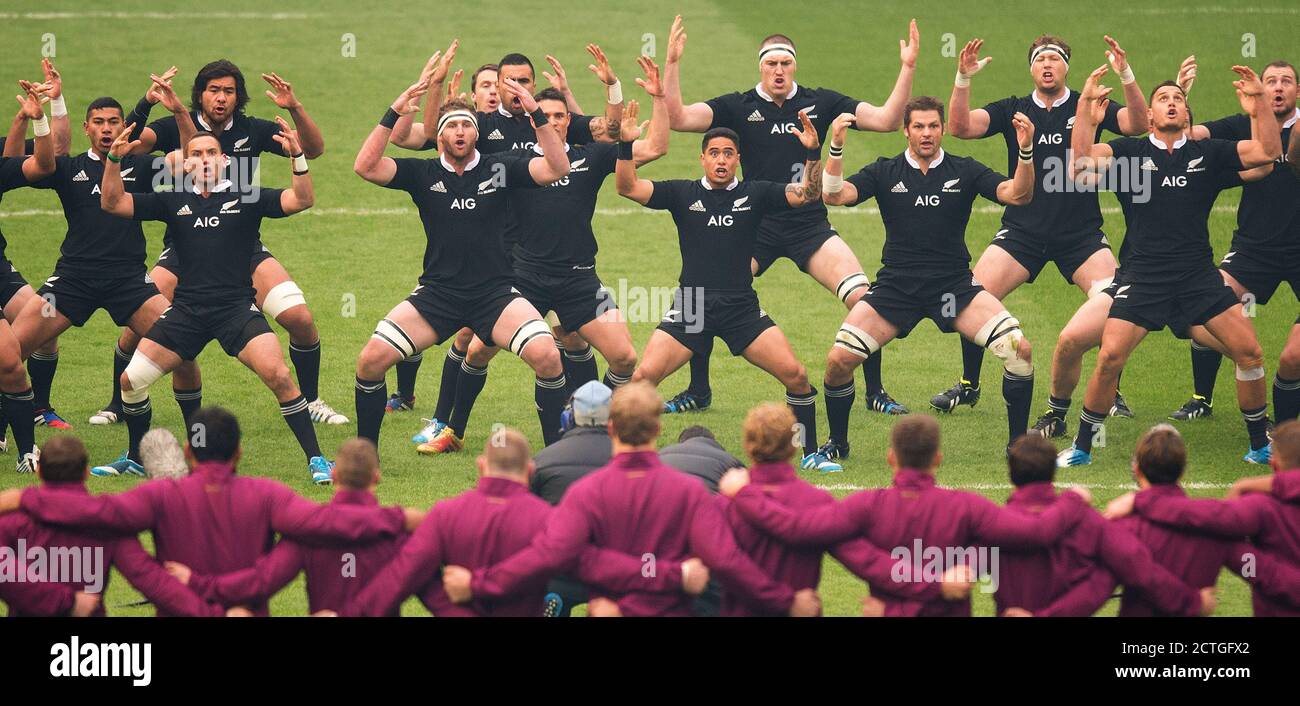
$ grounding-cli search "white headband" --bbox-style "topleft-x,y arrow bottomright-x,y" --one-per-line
437,110 -> 478,137
759,43 -> 796,63
1030,44 -> 1069,69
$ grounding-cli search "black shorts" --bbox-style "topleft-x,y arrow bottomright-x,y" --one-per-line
1219,245 -> 1300,306
513,266 -> 615,333
155,241 -> 276,275
989,228 -> 1112,284
864,270 -> 985,338
657,288 -> 775,357
1108,268 -> 1240,337
406,283 -> 519,347
37,267 -> 161,327
144,300 -> 274,361
753,219 -> 838,276
0,258 -> 28,310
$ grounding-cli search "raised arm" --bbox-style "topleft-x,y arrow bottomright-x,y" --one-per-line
631,56 -> 669,165
1286,124 -> 1300,177
1069,65 -> 1117,178
855,19 -> 918,132
149,72 -> 197,156
356,80 -> 429,186
947,39 -> 993,138
5,107 -> 27,157
785,110 -> 822,206
100,124 -> 143,218
663,15 -> 714,132
19,482 -> 160,533
1133,492 -> 1266,537
123,65 -> 177,150
1177,56 -> 1214,141
41,59 -> 70,155
822,114 -> 860,206
16,81 -> 54,180
503,78 -> 569,184
582,43 -> 622,143
420,42 -> 458,145
1233,65 -> 1283,168
996,112 -> 1035,205
263,72 -> 323,158
614,105 -> 654,204
270,116 -> 313,214
542,54 -> 584,116
1105,36 -> 1150,135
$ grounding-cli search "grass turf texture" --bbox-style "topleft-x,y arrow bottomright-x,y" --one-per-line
1,0 -> 1297,617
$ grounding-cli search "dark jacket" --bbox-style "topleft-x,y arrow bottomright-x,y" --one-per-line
530,426 -> 612,505
660,437 -> 744,494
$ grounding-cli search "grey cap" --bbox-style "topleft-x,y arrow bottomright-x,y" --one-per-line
572,381 -> 613,426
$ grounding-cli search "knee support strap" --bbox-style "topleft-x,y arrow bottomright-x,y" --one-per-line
835,272 -> 871,303
372,318 -> 418,360
122,355 -> 164,404
834,323 -> 880,360
509,319 -> 554,356
1236,365 -> 1266,381
261,281 -> 306,320
978,311 -> 1033,377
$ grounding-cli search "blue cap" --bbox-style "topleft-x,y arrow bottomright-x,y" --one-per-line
572,381 -> 612,426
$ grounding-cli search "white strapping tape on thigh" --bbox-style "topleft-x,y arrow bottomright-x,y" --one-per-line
833,322 -> 880,359
122,355 -> 164,403
1087,276 -> 1115,299
372,318 -> 417,359
509,319 -> 554,356
1236,365 -> 1266,381
261,281 -> 307,320
835,272 -> 871,303
544,310 -> 561,328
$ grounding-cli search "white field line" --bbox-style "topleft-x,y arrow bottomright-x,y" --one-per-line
0,204 -> 1242,218
1121,6 -> 1300,14
0,12 -> 315,20
817,481 -> 1234,491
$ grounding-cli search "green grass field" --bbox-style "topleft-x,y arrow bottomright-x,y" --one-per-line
1,0 -> 1298,616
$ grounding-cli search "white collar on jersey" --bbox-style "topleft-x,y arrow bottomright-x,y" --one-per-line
905,147 -> 946,169
86,150 -> 101,161
496,104 -> 519,119
1148,133 -> 1188,150
195,112 -> 235,132
700,176 -> 740,190
440,149 -> 482,172
189,178 -> 234,194
755,81 -> 800,103
531,142 -> 571,155
1283,107 -> 1299,130
1031,87 -> 1071,109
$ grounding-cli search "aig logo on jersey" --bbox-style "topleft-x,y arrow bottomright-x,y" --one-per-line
708,214 -> 735,226
771,114 -> 815,135
1161,175 -> 1188,187
449,198 -> 476,210
1038,133 -> 1063,145
915,195 -> 941,207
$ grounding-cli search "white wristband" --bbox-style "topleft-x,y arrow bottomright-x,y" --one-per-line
32,116 -> 50,137
292,153 -> 308,173
1119,65 -> 1136,85
955,72 -> 972,88
606,79 -> 623,105
50,95 -> 67,118
824,170 -> 843,194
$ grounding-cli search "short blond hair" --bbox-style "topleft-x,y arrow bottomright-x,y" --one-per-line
743,403 -> 797,464
484,427 -> 531,476
333,438 -> 380,490
609,381 -> 662,445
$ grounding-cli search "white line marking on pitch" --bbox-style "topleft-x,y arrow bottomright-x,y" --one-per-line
815,481 -> 1234,491
0,11 -> 315,19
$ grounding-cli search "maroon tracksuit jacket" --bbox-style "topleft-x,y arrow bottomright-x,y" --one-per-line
1272,469 -> 1300,502
347,476 -> 669,616
470,451 -> 796,617
18,461 -> 407,616
995,482 -> 1200,616
717,461 -> 942,616
185,488 -> 407,615
730,468 -> 1089,616
1130,479 -> 1300,616
0,481 -> 219,616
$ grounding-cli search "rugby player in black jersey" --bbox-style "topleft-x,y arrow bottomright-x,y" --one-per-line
616,115 -> 830,470
662,15 -> 918,417
0,81 -> 56,473
11,93 -> 176,476
353,77 -> 572,455
937,35 -> 1150,426
1060,65 -> 1281,467
1163,59 -> 1300,425
99,117 -> 334,483
102,59 -> 347,428
820,97 -> 1038,464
